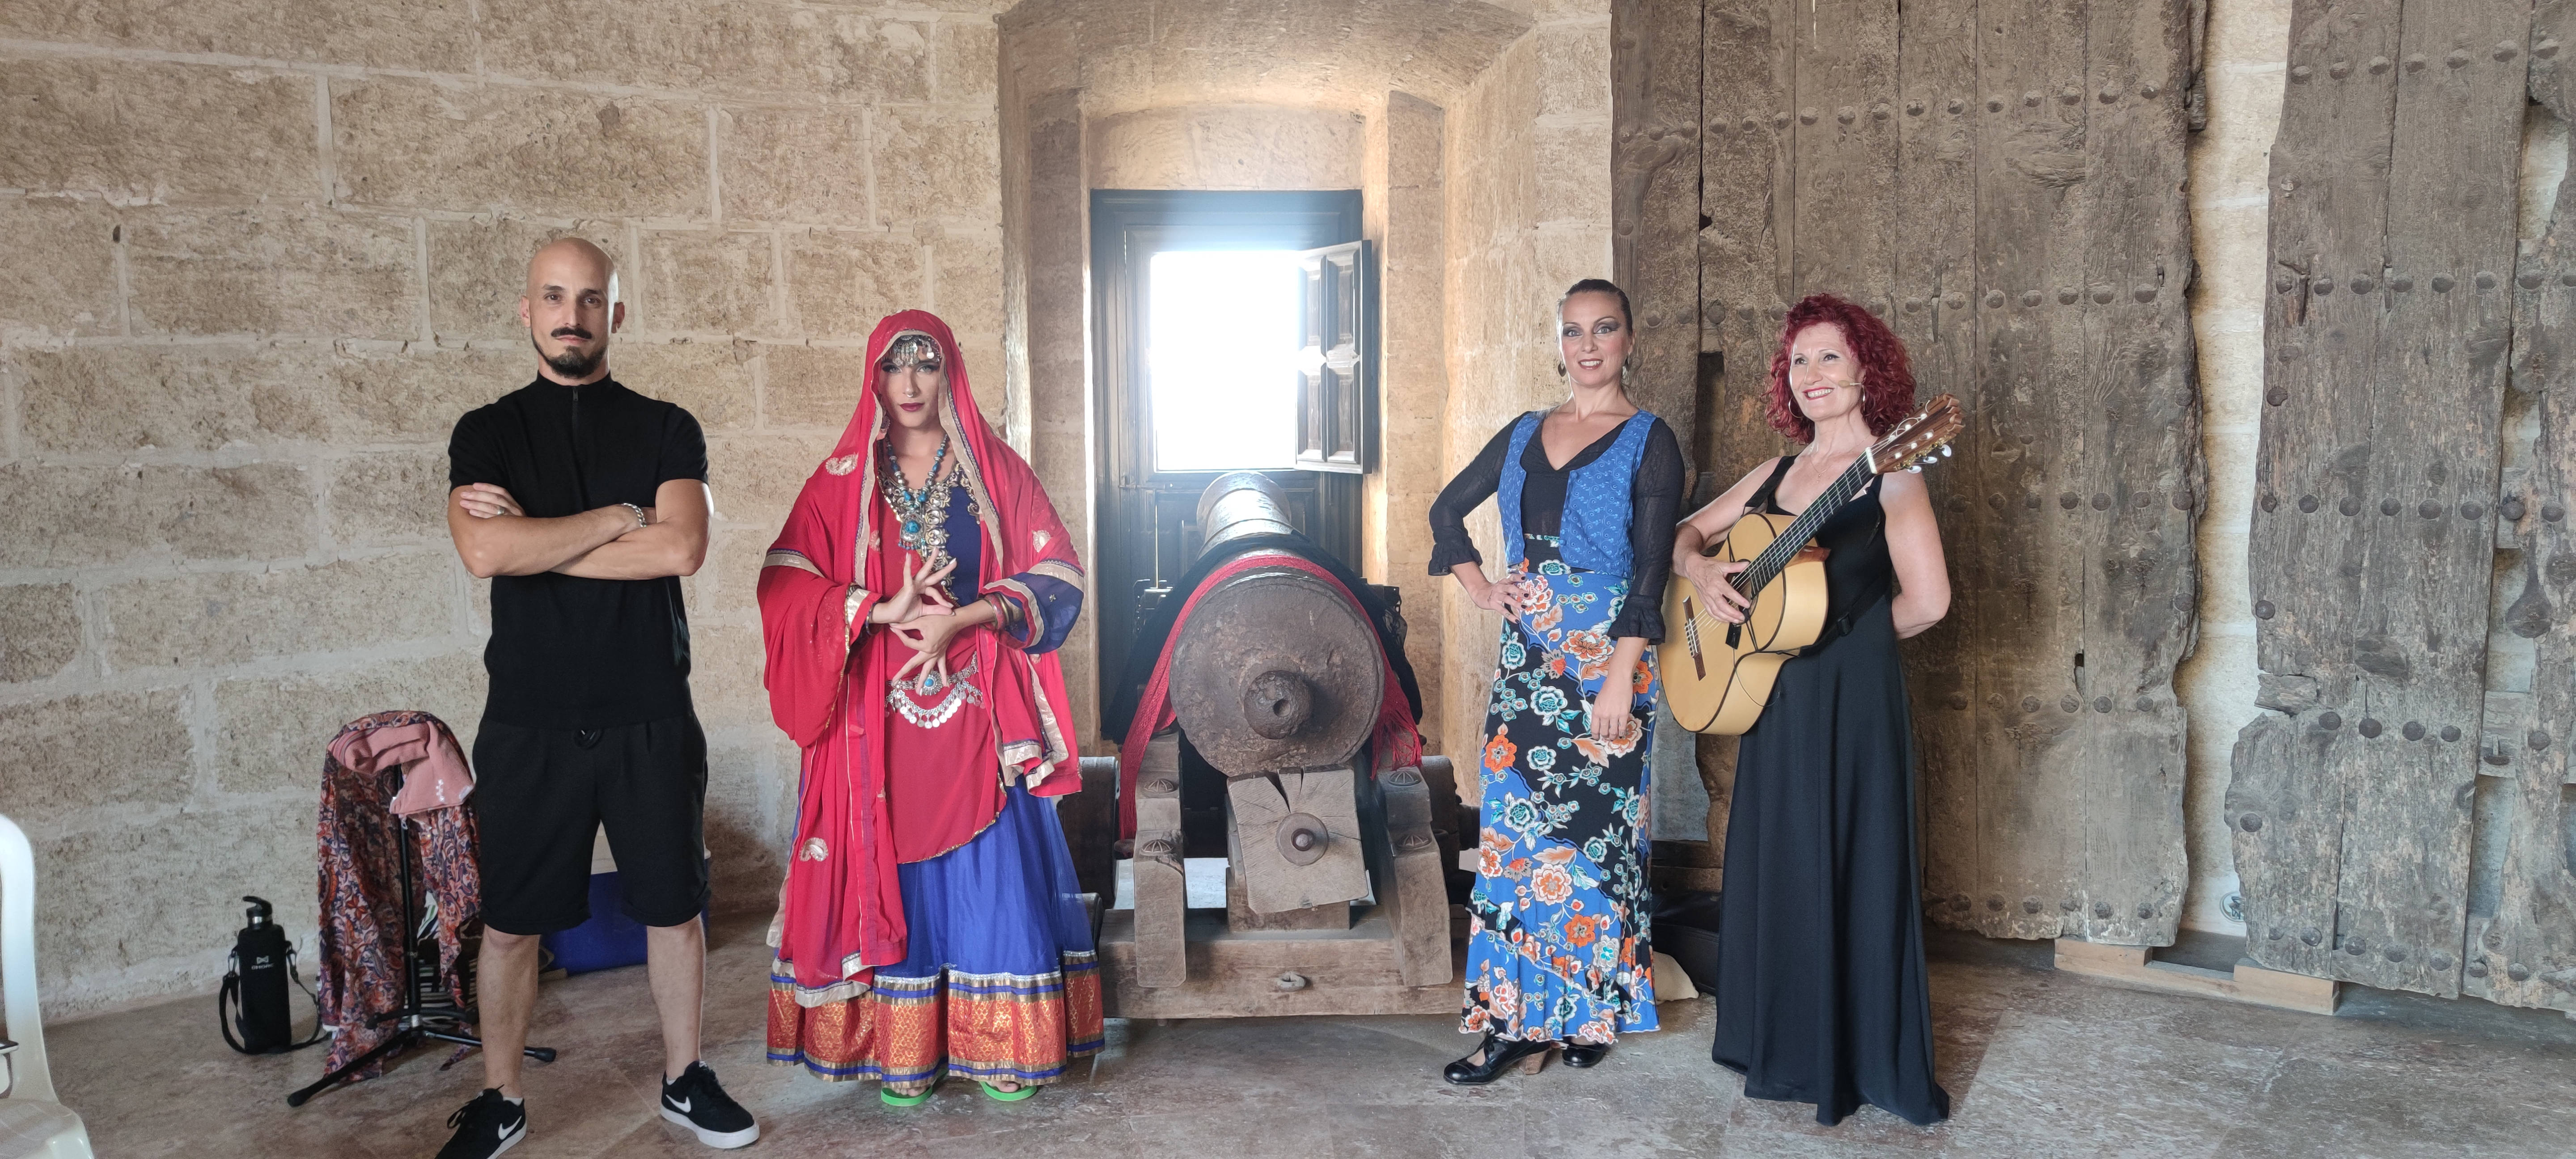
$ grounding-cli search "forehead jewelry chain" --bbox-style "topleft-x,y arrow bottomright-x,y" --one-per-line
883,436 -> 954,571
882,332 -> 940,370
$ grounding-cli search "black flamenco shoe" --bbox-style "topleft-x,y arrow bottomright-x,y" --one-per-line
1560,1040 -> 1610,1068
1442,1033 -> 1551,1084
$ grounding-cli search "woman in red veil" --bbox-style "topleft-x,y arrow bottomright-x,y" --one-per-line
758,310 -> 1099,1104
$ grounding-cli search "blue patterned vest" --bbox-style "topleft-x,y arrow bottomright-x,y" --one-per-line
1497,408 -> 1657,575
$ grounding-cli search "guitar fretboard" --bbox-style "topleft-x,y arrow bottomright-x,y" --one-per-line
1728,453 -> 1877,600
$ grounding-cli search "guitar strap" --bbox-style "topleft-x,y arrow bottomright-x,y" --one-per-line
1801,519 -> 1890,657
1744,456 -> 1795,511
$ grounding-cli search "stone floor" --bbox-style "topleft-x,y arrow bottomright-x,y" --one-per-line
45,918 -> 2576,1158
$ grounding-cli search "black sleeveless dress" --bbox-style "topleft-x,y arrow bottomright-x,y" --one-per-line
1709,455 -> 1949,1126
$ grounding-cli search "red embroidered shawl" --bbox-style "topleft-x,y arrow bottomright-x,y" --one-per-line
758,310 -> 1084,998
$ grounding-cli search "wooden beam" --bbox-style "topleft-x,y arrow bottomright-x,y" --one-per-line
1096,908 -> 1464,1019
1372,765 -> 1454,988
1131,731 -> 1188,987
2054,938 -> 2340,1015
1060,756 -> 1121,901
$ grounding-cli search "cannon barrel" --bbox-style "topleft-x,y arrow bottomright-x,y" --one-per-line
1166,474 -> 1385,775
1194,470 -> 1300,550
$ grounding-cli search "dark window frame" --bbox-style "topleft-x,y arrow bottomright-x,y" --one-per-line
1089,189 -> 1369,486
1088,190 -> 1372,736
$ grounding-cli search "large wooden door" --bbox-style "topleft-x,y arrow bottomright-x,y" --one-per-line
1617,0 -> 2203,945
2230,0 -> 2562,1003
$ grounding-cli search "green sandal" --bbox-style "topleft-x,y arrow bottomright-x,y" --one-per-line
881,1079 -> 940,1107
979,1080 -> 1037,1103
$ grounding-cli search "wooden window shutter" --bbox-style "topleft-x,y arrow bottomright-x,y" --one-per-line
1292,240 -> 1372,474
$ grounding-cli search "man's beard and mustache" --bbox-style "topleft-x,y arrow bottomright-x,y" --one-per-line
534,326 -> 605,379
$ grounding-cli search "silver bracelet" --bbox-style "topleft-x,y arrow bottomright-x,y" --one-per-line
619,502 -> 646,529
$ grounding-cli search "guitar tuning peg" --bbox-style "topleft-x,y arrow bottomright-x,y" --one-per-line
1941,445 -> 1953,457
1907,464 -> 1924,474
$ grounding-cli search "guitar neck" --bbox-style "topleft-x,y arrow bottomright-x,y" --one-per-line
1729,454 -> 1876,597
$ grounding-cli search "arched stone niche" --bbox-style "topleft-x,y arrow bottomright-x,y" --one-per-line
995,0 -> 1614,762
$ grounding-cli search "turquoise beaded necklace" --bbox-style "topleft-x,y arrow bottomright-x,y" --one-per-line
882,436 -> 954,570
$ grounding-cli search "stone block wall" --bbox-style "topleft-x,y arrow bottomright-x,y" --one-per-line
1364,93 -> 1452,752
1437,0 -> 1615,756
0,0 -> 1007,1019
2174,0 -> 2291,935
1090,105 -> 1365,190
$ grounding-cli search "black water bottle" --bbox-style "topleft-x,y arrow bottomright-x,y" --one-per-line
220,896 -> 311,1054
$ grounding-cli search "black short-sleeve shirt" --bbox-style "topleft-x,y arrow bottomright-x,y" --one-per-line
448,377 -> 708,729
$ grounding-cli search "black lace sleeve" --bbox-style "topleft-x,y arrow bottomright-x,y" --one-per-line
1426,419 -> 1519,575
1610,418 -> 1686,641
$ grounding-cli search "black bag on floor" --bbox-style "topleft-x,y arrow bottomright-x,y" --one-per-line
219,896 -> 327,1055
1655,889 -> 1723,992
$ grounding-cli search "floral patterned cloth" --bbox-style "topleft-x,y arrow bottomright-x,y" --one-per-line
314,711 -> 481,1080
1462,559 -> 1658,1044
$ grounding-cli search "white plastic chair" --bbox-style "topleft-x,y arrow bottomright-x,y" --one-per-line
0,814 -> 93,1159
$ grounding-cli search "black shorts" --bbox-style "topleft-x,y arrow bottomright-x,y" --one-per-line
470,713 -> 710,935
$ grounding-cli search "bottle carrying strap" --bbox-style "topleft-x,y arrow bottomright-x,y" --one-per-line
216,946 -> 330,1055
283,946 -> 327,1050
216,956 -> 248,1055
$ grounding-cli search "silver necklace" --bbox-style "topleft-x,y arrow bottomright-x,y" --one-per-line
882,438 -> 954,571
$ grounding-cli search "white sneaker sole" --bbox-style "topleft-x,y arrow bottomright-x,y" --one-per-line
661,1105 -> 760,1149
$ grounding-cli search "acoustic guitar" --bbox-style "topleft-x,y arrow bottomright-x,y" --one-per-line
1659,395 -> 1964,734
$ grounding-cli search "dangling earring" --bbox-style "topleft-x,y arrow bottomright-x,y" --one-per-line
1556,361 -> 1568,377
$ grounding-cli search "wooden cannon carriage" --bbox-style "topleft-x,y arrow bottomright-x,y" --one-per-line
1094,473 -> 1466,1018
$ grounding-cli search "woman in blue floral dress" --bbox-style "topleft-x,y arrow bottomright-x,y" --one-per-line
1426,279 -> 1684,1082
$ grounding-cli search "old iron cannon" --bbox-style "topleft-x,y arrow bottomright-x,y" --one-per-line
1102,472 -> 1462,1018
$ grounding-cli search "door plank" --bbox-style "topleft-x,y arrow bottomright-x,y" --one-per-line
2467,0 -> 2576,1012
2065,0 -> 2201,945
1892,0 -> 1984,935
1966,0 -> 2096,939
1613,0 -> 1708,442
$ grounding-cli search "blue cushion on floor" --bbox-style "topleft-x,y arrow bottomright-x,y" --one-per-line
537,864 -> 709,975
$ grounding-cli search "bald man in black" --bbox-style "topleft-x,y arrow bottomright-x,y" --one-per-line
436,239 -> 756,1156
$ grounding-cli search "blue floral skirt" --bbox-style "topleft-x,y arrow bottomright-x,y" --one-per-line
1460,563 -> 1658,1044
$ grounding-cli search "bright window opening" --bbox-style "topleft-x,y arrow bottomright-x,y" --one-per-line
1146,249 -> 1302,472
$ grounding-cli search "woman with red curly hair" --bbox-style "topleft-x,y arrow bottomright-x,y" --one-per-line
1672,293 -> 1952,1126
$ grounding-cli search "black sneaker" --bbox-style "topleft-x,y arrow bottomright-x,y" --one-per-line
435,1089 -> 526,1158
660,1062 -> 759,1149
